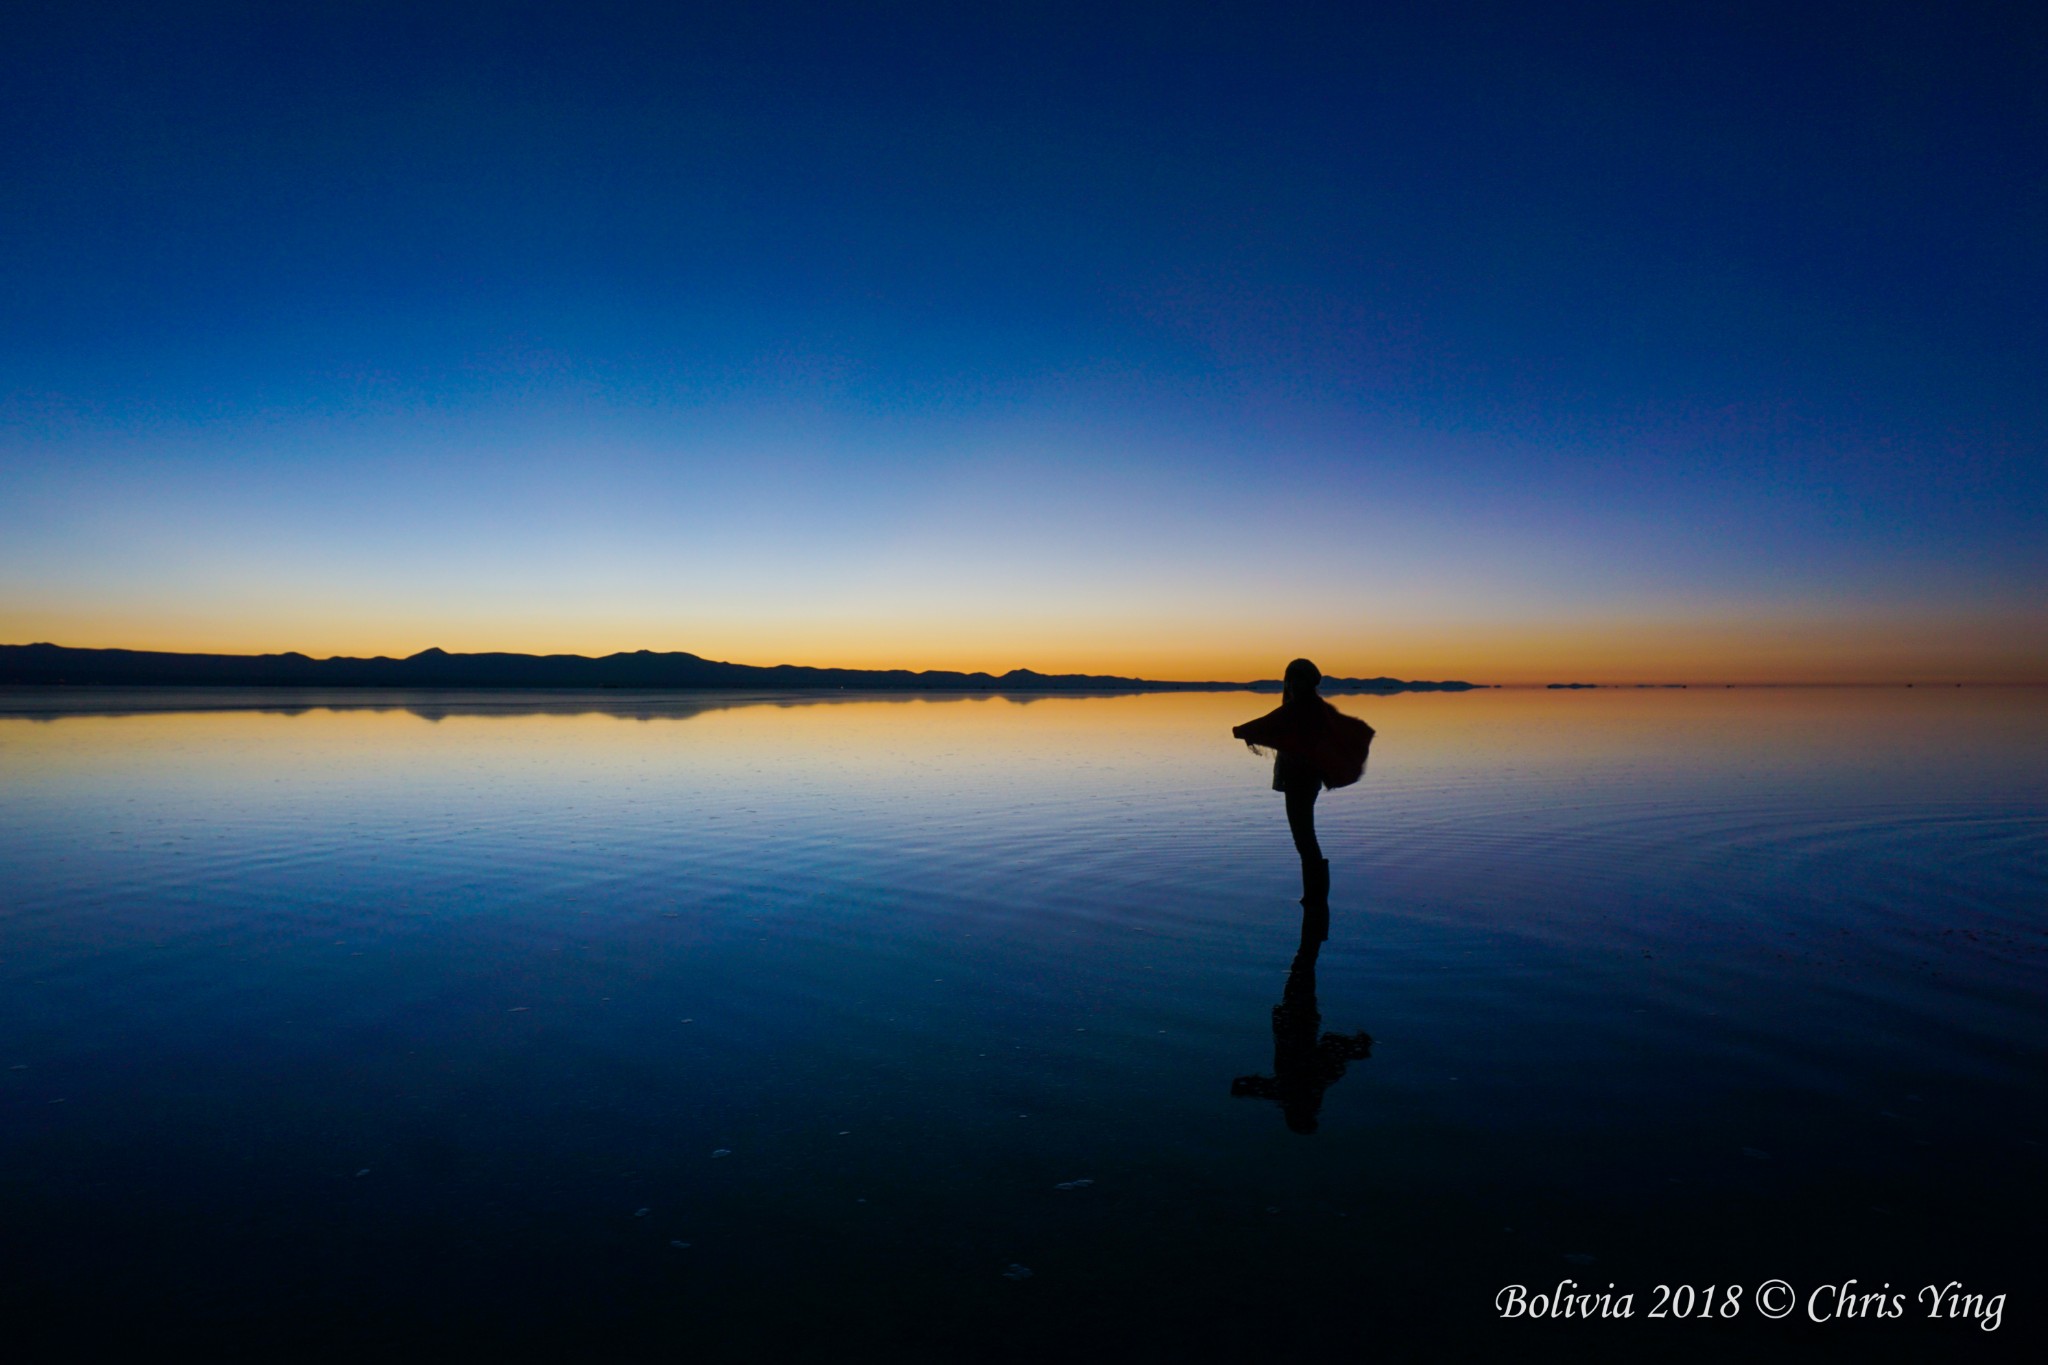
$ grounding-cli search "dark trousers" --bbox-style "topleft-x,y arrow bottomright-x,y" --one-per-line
1283,782 -> 1321,863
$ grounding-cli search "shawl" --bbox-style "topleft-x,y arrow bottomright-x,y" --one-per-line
1232,703 -> 1374,789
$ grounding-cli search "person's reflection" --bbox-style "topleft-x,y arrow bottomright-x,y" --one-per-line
1230,905 -> 1373,1134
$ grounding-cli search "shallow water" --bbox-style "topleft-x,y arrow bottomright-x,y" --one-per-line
2,687 -> 2042,1357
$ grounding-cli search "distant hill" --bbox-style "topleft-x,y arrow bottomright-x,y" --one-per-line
1311,676 -> 1487,694
0,643 -> 1483,694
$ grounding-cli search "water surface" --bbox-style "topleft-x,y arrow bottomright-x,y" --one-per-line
3,687 -> 2041,1357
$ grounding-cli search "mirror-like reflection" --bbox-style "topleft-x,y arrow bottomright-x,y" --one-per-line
1231,904 -> 1374,1134
1,685 -> 2040,1356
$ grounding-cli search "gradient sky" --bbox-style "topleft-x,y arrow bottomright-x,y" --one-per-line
3,1 -> 2043,682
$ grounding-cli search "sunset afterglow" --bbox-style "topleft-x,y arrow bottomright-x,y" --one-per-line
4,5 -> 2041,683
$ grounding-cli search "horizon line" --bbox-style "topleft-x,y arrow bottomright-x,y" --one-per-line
3,640 -> 2044,690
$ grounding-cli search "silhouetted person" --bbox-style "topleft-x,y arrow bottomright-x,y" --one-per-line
1232,657 -> 1372,909
1231,905 -> 1373,1134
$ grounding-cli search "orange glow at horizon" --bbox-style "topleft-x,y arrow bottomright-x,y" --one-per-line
5,600 -> 2043,685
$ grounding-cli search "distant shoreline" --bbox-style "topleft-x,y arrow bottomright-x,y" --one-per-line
5,645 -> 2028,693
0,643 -> 1483,694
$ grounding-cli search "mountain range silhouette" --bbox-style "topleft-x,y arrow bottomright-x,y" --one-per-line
0,643 -> 1481,693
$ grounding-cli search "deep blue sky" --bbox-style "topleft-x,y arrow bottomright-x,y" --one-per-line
4,1 -> 2042,679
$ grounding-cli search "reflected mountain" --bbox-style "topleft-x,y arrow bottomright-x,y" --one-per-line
0,687 -> 1145,722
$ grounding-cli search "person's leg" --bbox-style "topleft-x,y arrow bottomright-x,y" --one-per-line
1284,784 -> 1321,862
1285,784 -> 1328,908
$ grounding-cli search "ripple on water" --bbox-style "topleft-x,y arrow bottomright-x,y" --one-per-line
0,687 -> 2041,1352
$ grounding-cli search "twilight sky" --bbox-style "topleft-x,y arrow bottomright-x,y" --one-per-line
4,1 -> 2043,682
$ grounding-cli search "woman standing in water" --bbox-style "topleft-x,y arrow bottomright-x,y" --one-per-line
1233,658 -> 1372,910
